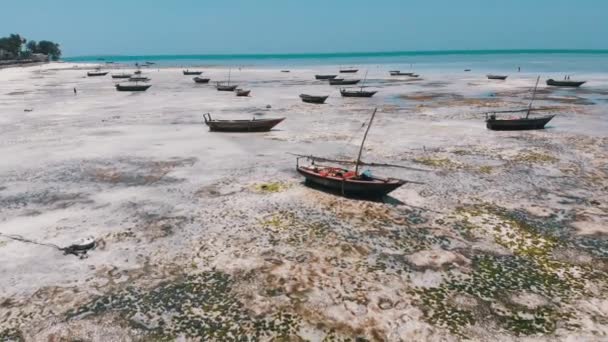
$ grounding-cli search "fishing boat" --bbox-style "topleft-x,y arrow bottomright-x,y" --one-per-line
300,94 -> 329,104
236,89 -> 251,96
339,70 -> 377,97
129,76 -> 150,82
389,71 -> 415,76
111,73 -> 132,79
315,74 -> 338,80
281,70 -> 290,73
216,68 -> 238,91
296,108 -> 406,197
329,79 -> 360,85
485,76 -> 555,130
546,79 -> 586,87
87,71 -> 108,77
134,70 -> 142,75
115,83 -> 152,92
339,68 -> 358,73
203,113 -> 284,132
183,70 -> 203,75
193,77 -> 210,83
487,74 -> 508,80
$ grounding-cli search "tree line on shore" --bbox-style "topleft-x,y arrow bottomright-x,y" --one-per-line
0,33 -> 61,61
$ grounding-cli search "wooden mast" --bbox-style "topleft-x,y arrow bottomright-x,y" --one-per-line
227,68 -> 231,86
355,108 -> 377,175
526,76 -> 541,119
361,70 -> 369,91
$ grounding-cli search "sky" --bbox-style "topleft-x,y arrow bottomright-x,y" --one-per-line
1,0 -> 606,57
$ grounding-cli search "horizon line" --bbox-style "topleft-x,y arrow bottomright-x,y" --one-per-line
64,48 -> 608,60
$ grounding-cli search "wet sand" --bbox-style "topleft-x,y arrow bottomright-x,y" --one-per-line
1,63 -> 607,341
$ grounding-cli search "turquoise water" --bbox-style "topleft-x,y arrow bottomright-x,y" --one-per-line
64,50 -> 608,73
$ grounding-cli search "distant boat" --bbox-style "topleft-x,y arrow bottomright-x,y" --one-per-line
315,74 -> 338,80
300,94 -> 329,104
546,79 -> 586,87
340,68 -> 358,73
134,70 -> 142,75
389,71 -> 415,76
193,77 -> 210,84
129,76 -> 150,82
183,70 -> 203,75
487,74 -> 508,80
236,89 -> 251,96
145,61 -> 156,65
296,108 -> 406,198
115,83 -> 151,92
203,113 -> 284,132
340,88 -> 377,97
111,73 -> 132,79
464,69 -> 471,72
281,70 -> 290,73
217,68 -> 238,91
87,71 -> 108,77
486,76 -> 554,130
329,79 -> 360,85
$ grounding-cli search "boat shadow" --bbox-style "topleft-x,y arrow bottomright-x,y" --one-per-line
301,180 -> 404,204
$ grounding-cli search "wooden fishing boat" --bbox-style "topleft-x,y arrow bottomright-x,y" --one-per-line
115,83 -> 151,92
203,113 -> 284,132
193,77 -> 210,83
183,70 -> 203,75
389,71 -> 415,76
340,68 -> 358,73
546,79 -> 586,87
87,71 -> 108,77
236,89 -> 251,96
134,70 -> 142,74
340,88 -> 377,97
487,74 -> 508,80
217,83 -> 238,91
129,76 -> 150,82
486,112 -> 555,130
315,74 -> 338,80
112,73 -> 132,79
296,108 -> 406,198
329,79 -> 360,85
300,94 -> 329,104
485,76 -> 555,130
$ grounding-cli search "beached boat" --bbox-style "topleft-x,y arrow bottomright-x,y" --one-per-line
487,74 -> 508,80
315,74 -> 338,80
193,77 -> 210,84
300,94 -> 329,104
183,70 -> 203,75
87,71 -> 108,77
236,89 -> 251,96
217,83 -> 238,91
281,70 -> 290,73
339,68 -> 358,73
329,79 -> 360,85
134,70 -> 142,75
485,76 -> 554,130
296,108 -> 406,198
115,83 -> 151,92
389,71 -> 415,76
340,89 -> 377,97
129,76 -> 150,82
546,79 -> 586,87
203,113 -> 284,132
111,73 -> 132,79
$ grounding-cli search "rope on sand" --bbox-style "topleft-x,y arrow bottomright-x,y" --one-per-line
0,232 -> 96,258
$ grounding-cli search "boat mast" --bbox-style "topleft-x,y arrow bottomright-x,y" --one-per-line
228,68 -> 231,86
361,70 -> 368,91
526,76 -> 540,119
355,108 -> 378,175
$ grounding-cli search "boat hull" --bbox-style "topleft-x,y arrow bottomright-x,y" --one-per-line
546,79 -> 585,87
236,90 -> 251,96
486,115 -> 555,130
217,85 -> 238,91
339,69 -> 358,73
487,75 -> 508,80
390,71 -> 415,76
183,71 -> 202,75
297,167 -> 405,197
115,84 -> 151,92
329,79 -> 360,85
87,72 -> 108,77
315,75 -> 338,80
205,118 -> 285,132
112,74 -> 132,79
193,77 -> 210,83
340,90 -> 377,98
300,94 -> 328,104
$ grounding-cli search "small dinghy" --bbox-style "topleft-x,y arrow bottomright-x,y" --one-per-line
236,89 -> 251,96
203,113 -> 284,132
546,78 -> 586,87
329,79 -> 360,85
115,83 -> 151,92
193,77 -> 210,83
300,94 -> 329,104
183,70 -> 203,75
87,71 -> 108,77
112,73 -> 132,79
487,74 -> 508,80
315,74 -> 338,80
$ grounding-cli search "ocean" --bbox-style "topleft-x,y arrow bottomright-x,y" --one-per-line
64,49 -> 608,73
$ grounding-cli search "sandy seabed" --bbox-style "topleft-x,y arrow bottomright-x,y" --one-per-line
0,63 -> 607,341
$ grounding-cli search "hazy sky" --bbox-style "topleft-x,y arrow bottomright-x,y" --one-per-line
2,0 -> 606,56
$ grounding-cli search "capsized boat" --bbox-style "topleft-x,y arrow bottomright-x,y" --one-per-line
300,94 -> 329,104
203,113 -> 284,132
296,108 -> 406,198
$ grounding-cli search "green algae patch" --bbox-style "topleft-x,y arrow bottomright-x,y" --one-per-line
252,182 -> 291,193
414,157 -> 463,170
512,151 -> 558,164
478,166 -> 493,174
66,271 -> 301,340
